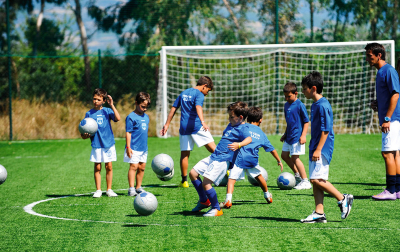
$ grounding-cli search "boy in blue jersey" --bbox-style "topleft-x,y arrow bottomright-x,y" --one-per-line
366,43 -> 400,200
124,92 -> 151,196
219,107 -> 283,209
189,101 -> 252,217
280,82 -> 311,190
160,76 -> 216,188
300,72 -> 353,223
81,88 -> 121,198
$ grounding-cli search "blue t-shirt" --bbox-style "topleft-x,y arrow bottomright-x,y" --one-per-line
211,123 -> 251,162
234,124 -> 275,169
284,99 -> 309,145
85,107 -> 116,148
376,64 -> 400,125
172,88 -> 205,135
309,97 -> 335,164
125,112 -> 150,152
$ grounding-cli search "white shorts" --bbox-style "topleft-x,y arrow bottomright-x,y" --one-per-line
180,127 -> 214,151
229,164 -> 262,180
282,141 -> 305,155
309,155 -> 329,180
381,120 -> 400,152
124,149 -> 148,164
193,156 -> 228,186
90,145 -> 117,163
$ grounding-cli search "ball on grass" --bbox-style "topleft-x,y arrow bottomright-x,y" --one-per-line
0,164 -> 7,185
133,192 -> 158,216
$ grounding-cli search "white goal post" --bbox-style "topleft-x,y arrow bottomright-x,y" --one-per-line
157,41 -> 395,137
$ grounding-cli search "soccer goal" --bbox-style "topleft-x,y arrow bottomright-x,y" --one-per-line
156,41 -> 395,137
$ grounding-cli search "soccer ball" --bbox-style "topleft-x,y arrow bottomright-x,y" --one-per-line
78,118 -> 98,135
217,170 -> 230,187
248,166 -> 268,186
156,168 -> 174,181
0,165 -> 7,185
277,172 -> 296,190
151,154 -> 174,176
133,192 -> 158,216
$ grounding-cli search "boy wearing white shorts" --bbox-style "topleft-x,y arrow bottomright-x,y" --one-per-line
280,82 -> 311,190
300,72 -> 353,223
81,88 -> 121,198
160,76 -> 216,188
189,101 -> 252,217
124,92 -> 151,197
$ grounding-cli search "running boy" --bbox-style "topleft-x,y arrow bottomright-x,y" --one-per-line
220,106 -> 283,209
124,92 -> 151,196
81,88 -> 121,198
189,101 -> 252,217
300,71 -> 353,223
280,82 -> 311,190
160,76 -> 216,188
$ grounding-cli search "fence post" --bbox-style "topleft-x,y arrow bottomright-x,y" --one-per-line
6,0 -> 13,141
98,49 -> 102,88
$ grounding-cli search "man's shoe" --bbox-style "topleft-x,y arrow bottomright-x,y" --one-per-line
203,208 -> 223,217
300,211 -> 327,223
295,176 -> 301,185
397,191 -> 400,199
294,180 -> 312,190
179,181 -> 190,188
338,194 -> 353,219
264,191 -> 273,204
106,189 -> 118,197
219,200 -> 232,209
128,188 -> 137,196
192,199 -> 211,212
372,189 -> 396,200
93,190 -> 102,198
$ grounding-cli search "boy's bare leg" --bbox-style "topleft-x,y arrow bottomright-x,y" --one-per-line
312,185 -> 325,214
396,151 -> 400,174
135,162 -> 146,189
311,179 -> 343,202
382,151 -> 397,175
205,142 -> 216,153
180,151 -> 191,179
128,163 -> 138,188
94,163 -> 102,190
226,178 -> 236,194
255,175 -> 268,192
281,151 -> 299,174
105,162 -> 113,190
291,155 -> 307,179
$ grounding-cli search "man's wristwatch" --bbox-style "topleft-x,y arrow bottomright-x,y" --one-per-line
384,117 -> 391,122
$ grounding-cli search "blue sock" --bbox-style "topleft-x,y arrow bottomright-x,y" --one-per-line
396,174 -> 400,193
386,174 -> 396,194
205,188 -> 220,210
192,179 -> 208,202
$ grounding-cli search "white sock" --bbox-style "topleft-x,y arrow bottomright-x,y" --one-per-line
264,191 -> 270,198
302,178 -> 309,182
226,193 -> 232,201
294,173 -> 300,178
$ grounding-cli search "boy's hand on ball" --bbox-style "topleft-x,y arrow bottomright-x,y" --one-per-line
81,133 -> 90,139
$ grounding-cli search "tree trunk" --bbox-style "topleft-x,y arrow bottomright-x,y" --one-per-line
222,0 -> 249,45
33,0 -> 45,56
309,0 -> 314,43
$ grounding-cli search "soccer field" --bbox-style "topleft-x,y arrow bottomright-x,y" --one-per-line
1,135 -> 400,251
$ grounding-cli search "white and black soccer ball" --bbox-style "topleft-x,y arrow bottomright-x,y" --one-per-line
217,171 -> 229,187
133,192 -> 158,216
277,172 -> 296,190
151,154 -> 174,176
78,118 -> 98,135
156,168 -> 174,181
0,164 -> 7,185
248,166 -> 268,186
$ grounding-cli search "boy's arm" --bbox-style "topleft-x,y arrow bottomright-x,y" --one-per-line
107,95 -> 121,122
381,92 -> 399,133
160,107 -> 177,136
270,149 -> 283,172
312,131 -> 328,161
299,122 -> 309,144
228,136 -> 252,151
196,105 -> 210,131
81,133 -> 90,139
126,132 -> 133,158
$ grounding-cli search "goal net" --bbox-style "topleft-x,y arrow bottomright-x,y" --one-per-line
156,41 -> 395,137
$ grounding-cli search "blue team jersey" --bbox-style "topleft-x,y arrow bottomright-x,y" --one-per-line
284,99 -> 309,145
211,123 -> 251,162
376,64 -> 400,125
309,97 -> 335,164
172,88 -> 205,135
85,107 -> 116,148
234,124 -> 275,169
125,112 -> 150,152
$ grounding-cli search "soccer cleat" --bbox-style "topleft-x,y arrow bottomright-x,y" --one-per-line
338,194 -> 353,219
372,189 -> 396,200
128,187 -> 137,197
93,190 -> 102,198
179,181 -> 190,188
219,200 -> 232,209
397,191 -> 400,199
264,191 -> 273,204
295,176 -> 302,185
106,189 -> 118,197
294,180 -> 312,190
300,211 -> 327,223
136,187 -> 146,194
203,208 -> 223,217
192,199 -> 211,212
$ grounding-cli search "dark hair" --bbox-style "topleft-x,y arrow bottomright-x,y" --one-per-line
93,88 -> 108,101
136,92 -> 151,105
197,76 -> 213,91
301,71 -> 324,94
247,107 -> 263,123
227,101 -> 248,120
365,43 -> 386,61
283,82 -> 297,93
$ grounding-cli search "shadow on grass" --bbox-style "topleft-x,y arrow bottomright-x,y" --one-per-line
231,216 -> 299,222
122,224 -> 149,227
170,211 -> 204,217
332,182 -> 385,186
45,194 -> 93,198
144,184 -> 178,189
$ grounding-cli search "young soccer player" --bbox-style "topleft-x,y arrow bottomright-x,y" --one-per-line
300,71 -> 353,223
280,82 -> 311,190
189,101 -> 252,217
219,106 -> 283,209
124,92 -> 151,196
365,43 -> 400,200
81,88 -> 121,198
160,76 -> 216,188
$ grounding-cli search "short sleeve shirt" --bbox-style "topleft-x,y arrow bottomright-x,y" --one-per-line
125,112 -> 150,152
284,99 -> 309,144
376,64 -> 400,125
85,107 -> 116,148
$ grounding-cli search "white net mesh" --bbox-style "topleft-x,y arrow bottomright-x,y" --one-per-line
157,42 -> 395,137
